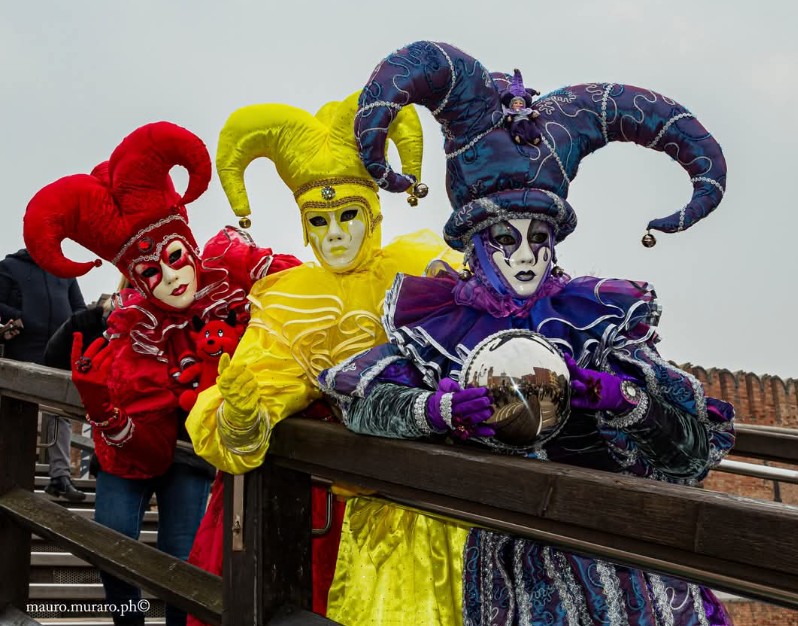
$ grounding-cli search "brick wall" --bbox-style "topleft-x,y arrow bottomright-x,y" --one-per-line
683,364 -> 798,625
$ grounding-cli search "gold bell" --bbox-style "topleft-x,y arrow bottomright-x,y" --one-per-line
413,182 -> 429,198
407,195 -> 419,207
239,216 -> 252,229
641,231 -> 656,248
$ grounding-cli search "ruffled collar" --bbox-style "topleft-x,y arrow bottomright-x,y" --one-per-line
107,263 -> 249,362
451,268 -> 570,318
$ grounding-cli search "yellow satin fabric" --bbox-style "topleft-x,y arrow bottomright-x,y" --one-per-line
186,229 -> 460,474
216,93 -> 423,227
328,498 -> 469,626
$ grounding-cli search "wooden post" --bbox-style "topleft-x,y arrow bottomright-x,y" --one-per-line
0,395 -> 39,611
223,459 -> 312,625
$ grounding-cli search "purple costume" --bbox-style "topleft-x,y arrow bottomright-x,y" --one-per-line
320,41 -> 735,625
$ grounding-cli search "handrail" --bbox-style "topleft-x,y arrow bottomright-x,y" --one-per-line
717,458 -> 798,484
5,360 -> 796,466
266,419 -> 798,609
733,423 -> 798,463
0,488 -> 222,624
0,359 -> 223,625
3,358 -> 798,622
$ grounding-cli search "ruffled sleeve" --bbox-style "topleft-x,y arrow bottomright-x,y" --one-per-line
592,343 -> 735,483
98,315 -> 181,478
201,226 -> 301,289
186,281 -> 321,474
534,277 -> 734,483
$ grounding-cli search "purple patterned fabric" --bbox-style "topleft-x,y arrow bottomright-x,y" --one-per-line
464,531 -> 735,626
354,41 -> 727,248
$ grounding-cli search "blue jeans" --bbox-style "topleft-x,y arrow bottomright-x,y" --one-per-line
94,464 -> 212,626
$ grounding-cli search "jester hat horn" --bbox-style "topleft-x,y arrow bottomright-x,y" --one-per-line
215,92 -> 424,244
355,41 -> 726,250
24,122 -> 212,279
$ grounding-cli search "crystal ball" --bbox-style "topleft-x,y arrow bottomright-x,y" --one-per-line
461,330 -> 570,446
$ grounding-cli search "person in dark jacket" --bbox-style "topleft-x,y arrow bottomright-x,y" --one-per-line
0,247 -> 87,501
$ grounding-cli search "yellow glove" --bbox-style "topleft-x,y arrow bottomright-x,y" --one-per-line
216,353 -> 259,426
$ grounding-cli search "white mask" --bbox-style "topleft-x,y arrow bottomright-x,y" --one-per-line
485,218 -> 553,297
305,206 -> 367,271
134,239 -> 198,309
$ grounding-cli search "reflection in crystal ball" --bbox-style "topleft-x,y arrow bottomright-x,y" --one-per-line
461,330 -> 570,446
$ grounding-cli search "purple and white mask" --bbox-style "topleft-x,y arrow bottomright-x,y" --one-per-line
475,218 -> 553,298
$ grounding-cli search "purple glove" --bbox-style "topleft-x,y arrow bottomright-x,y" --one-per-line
426,377 -> 495,440
564,354 -> 635,413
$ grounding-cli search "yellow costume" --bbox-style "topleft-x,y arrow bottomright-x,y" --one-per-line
186,93 -> 468,624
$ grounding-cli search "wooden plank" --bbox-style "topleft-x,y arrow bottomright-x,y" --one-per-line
0,605 -> 40,626
268,606 -> 340,625
3,357 -> 797,465
268,419 -> 798,607
222,461 -> 312,625
734,423 -> 798,463
223,470 -> 261,626
259,460 -> 312,617
0,488 -> 221,625
0,360 -> 82,415
0,395 -> 39,611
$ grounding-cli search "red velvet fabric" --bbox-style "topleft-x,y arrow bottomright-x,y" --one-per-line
93,229 -> 300,479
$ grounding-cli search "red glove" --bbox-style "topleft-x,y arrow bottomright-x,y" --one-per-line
71,332 -> 126,432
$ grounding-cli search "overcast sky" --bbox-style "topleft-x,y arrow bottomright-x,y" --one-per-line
1,1 -> 795,381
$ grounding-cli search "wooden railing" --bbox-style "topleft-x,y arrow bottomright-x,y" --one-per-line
0,361 -> 224,625
1,358 -> 798,625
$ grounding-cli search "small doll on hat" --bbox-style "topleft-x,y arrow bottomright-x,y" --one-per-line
317,41 -> 736,626
24,121 -> 300,626
500,68 -> 542,145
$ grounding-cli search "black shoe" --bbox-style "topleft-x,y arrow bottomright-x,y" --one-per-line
44,476 -> 86,502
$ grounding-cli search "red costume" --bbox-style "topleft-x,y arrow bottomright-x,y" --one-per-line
24,122 -> 300,626
24,122 -> 299,479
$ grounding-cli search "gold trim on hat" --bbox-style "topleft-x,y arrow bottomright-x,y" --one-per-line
292,177 -> 377,200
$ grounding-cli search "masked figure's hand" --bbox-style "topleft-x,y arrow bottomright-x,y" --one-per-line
71,332 -> 127,433
565,354 -> 639,414
426,377 -> 495,440
216,353 -> 260,426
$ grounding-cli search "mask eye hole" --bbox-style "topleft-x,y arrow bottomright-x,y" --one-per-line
140,267 -> 159,278
494,234 -> 517,246
340,209 -> 358,222
529,232 -> 548,245
489,222 -> 520,248
168,248 -> 183,264
309,216 -> 328,227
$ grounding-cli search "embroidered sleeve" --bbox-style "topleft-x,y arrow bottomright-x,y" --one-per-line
595,344 -> 735,483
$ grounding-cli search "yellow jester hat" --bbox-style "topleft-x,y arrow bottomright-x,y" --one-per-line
216,92 -> 424,273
